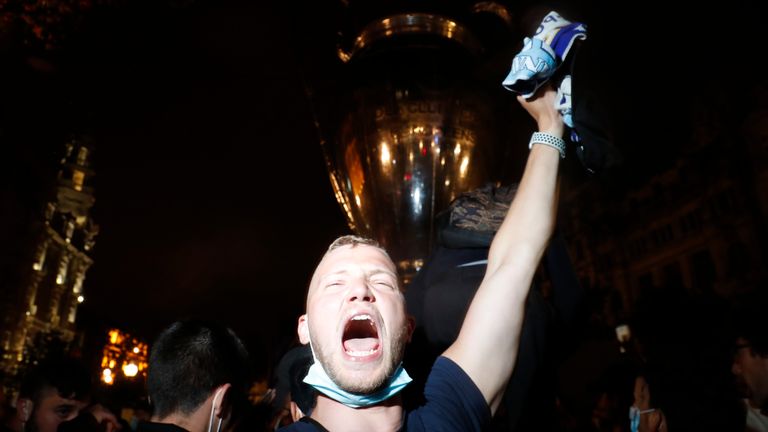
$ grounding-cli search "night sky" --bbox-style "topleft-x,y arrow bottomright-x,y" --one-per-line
1,0 -> 763,371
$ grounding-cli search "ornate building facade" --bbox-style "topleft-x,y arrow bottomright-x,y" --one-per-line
559,95 -> 768,319
0,136 -> 98,375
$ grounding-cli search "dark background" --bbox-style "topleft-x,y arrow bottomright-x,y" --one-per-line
1,0 -> 763,373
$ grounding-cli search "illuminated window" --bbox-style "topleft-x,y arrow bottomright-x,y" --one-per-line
72,170 -> 85,191
65,220 -> 75,243
68,304 -> 77,323
56,258 -> 69,285
76,147 -> 89,166
33,243 -> 48,271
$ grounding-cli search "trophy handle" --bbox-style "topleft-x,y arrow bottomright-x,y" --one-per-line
303,78 -> 358,232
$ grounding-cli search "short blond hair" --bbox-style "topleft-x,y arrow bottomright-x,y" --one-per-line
323,235 -> 395,273
327,235 -> 382,253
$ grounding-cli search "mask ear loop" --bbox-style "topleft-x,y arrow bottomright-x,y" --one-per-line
304,318 -> 320,364
209,388 -> 225,432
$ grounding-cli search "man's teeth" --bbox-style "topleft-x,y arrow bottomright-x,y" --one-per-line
345,349 -> 377,356
351,314 -> 371,321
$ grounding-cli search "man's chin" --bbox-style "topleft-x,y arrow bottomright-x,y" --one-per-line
332,366 -> 389,394
337,377 -> 387,395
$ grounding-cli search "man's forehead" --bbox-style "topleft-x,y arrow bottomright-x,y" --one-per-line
319,266 -> 398,280
318,245 -> 395,273
37,387 -> 86,406
39,395 -> 84,409
309,245 -> 398,291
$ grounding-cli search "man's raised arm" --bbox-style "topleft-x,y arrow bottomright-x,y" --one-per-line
443,86 -> 564,413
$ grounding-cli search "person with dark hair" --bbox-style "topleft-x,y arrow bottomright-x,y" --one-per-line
287,354 -> 317,422
280,83 -> 564,431
272,345 -> 317,428
628,370 -> 668,432
404,194 -> 583,431
1,357 -> 119,432
139,319 -> 251,432
731,299 -> 768,432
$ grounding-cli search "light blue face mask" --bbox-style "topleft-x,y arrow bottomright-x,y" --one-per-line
303,358 -> 412,408
629,406 -> 656,432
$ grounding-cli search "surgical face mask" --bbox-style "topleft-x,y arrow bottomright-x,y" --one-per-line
629,406 -> 656,432
303,359 -> 412,408
208,388 -> 225,432
302,320 -> 411,408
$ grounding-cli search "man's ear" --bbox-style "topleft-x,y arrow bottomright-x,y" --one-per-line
212,383 -> 232,419
406,315 -> 416,343
289,401 -> 304,422
298,314 -> 310,345
17,398 -> 33,422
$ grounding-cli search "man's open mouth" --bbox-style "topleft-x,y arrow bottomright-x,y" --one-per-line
342,314 -> 380,357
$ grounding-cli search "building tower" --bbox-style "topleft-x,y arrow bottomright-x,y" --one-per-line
0,136 -> 98,375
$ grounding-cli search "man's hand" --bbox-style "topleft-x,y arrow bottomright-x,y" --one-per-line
517,85 -> 564,138
86,404 -> 121,432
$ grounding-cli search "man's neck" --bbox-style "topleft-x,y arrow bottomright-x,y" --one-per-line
310,394 -> 405,432
152,409 -> 207,432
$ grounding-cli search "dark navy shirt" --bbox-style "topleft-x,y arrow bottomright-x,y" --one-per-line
278,356 -> 491,431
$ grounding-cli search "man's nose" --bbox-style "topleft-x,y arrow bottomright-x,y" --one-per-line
347,280 -> 375,303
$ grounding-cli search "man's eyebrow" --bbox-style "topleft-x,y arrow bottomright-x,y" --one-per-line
320,268 -> 396,279
319,270 -> 349,280
367,269 -> 397,278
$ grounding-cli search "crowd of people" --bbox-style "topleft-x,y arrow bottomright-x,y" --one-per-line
0,63 -> 766,432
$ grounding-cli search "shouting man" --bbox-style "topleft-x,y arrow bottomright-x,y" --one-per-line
281,84 -> 565,432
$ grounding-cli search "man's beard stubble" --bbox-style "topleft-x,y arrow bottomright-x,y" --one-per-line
313,321 -> 409,395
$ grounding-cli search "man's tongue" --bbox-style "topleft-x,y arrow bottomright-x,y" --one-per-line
343,338 -> 379,353
343,316 -> 380,355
